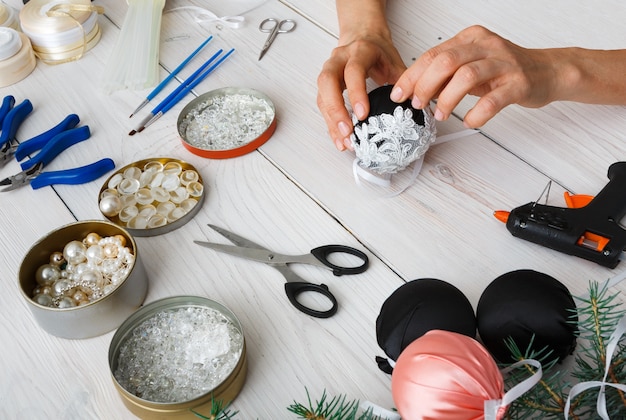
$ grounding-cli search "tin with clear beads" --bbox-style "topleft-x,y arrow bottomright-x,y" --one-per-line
108,296 -> 247,418
18,220 -> 148,339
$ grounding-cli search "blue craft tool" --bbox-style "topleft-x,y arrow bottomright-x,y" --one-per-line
0,125 -> 115,191
140,48 -> 235,132
129,35 -> 213,118
129,48 -> 235,135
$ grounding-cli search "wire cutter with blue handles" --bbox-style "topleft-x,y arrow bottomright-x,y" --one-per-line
0,124 -> 115,192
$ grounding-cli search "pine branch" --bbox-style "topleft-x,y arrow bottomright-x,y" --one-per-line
191,396 -> 239,420
287,388 -> 394,420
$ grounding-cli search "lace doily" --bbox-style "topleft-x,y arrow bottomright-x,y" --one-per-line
350,86 -> 437,175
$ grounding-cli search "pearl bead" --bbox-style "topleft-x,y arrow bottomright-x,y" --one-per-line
33,293 -> 54,307
36,264 -> 61,286
57,297 -> 76,309
79,269 -> 104,289
63,240 -> 86,265
103,243 -> 119,259
99,194 -> 123,217
86,244 -> 104,264
84,232 -> 102,247
52,279 -> 71,297
72,290 -> 88,303
114,235 -> 127,247
49,251 -> 65,266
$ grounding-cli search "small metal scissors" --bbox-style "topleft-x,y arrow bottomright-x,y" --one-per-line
258,18 -> 296,61
195,224 -> 369,318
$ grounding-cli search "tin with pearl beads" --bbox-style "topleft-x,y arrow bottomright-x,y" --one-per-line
18,220 -> 148,339
98,157 -> 205,237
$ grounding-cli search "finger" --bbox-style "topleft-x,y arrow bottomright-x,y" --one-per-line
343,58 -> 371,121
433,59 -> 502,121
392,26 -> 495,106
317,60 -> 354,151
462,85 -> 516,128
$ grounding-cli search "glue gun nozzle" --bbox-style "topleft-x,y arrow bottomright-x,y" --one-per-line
493,210 -> 510,224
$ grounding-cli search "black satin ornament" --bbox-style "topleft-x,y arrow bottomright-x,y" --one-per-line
375,278 -> 477,373
476,269 -> 578,363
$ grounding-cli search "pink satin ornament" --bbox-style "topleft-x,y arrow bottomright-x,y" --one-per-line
391,330 -> 506,420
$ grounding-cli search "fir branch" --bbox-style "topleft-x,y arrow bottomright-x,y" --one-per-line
287,388 -> 393,420
191,396 -> 239,420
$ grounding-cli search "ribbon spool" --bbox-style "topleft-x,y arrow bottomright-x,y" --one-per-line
0,27 -> 36,87
19,0 -> 103,64
0,3 -> 19,29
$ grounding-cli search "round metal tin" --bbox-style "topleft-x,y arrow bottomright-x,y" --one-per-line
177,87 -> 276,159
18,220 -> 149,339
98,158 -> 205,237
109,296 -> 247,419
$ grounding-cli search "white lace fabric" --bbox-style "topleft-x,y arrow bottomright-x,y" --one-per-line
351,105 -> 437,175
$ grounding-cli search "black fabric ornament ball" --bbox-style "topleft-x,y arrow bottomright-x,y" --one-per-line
375,278 -> 477,373
476,269 -> 578,363
351,85 -> 436,175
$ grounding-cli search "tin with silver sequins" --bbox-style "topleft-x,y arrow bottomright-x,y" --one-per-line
108,296 -> 247,419
177,87 -> 276,159
18,220 -> 149,339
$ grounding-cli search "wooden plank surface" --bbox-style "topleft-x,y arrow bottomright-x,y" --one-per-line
1,0 -> 625,418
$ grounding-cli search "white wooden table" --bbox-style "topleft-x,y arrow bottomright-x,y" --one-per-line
1,0 -> 625,418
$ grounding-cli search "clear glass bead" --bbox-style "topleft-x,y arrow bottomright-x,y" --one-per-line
163,161 -> 182,175
136,188 -> 154,205
118,178 -> 140,195
180,170 -> 199,185
123,166 -> 142,180
119,205 -> 139,223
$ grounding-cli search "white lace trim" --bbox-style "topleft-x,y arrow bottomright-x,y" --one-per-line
350,105 -> 437,175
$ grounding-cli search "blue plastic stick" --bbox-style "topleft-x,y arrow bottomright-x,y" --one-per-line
129,35 -> 213,117
159,48 -> 235,115
141,48 -> 235,130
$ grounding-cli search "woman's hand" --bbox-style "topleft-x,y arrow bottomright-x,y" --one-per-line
390,25 -> 560,128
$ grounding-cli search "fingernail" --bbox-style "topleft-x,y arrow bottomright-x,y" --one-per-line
411,96 -> 422,109
343,137 -> 354,150
335,138 -> 346,151
434,108 -> 445,121
390,86 -> 403,102
338,121 -> 352,137
354,103 -> 366,120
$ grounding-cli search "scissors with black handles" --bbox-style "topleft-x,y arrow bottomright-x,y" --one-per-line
258,18 -> 296,61
194,224 -> 369,318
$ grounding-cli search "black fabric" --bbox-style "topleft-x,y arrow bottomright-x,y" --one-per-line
476,269 -> 578,363
375,278 -> 477,372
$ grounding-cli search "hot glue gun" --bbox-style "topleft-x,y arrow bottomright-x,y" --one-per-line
494,161 -> 626,268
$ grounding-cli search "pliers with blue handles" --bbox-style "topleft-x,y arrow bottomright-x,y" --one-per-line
0,124 -> 115,191
0,96 -> 33,168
